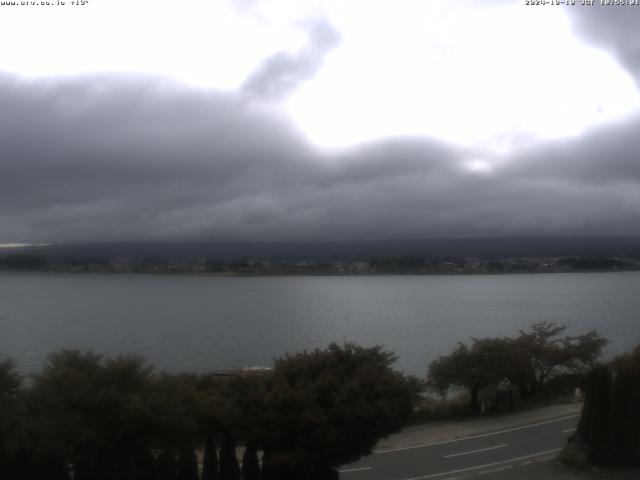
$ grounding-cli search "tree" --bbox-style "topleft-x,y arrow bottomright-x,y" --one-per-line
241,443 -> 260,480
201,431 -> 219,480
576,345 -> 640,467
513,322 -> 607,397
427,323 -> 607,412
177,447 -> 199,480
0,360 -> 24,478
427,339 -> 513,414
213,373 -> 267,480
260,343 -> 419,477
219,433 -> 241,480
29,350 -> 156,480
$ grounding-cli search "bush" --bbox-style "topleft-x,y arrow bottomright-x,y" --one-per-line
560,445 -> 589,471
408,393 -> 471,424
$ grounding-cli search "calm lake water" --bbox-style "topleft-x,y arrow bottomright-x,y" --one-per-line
1,271 -> 639,376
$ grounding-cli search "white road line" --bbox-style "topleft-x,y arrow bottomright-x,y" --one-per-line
535,455 -> 557,463
478,465 -> 513,475
562,428 -> 577,433
443,443 -> 508,458
339,466 -> 372,473
375,414 -> 578,454
399,448 -> 562,480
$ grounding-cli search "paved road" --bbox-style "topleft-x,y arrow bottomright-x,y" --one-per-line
339,413 -> 579,480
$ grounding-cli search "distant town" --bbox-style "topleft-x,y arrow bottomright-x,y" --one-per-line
1,253 -> 639,275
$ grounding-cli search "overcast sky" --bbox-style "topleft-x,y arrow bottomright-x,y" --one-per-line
1,0 -> 640,244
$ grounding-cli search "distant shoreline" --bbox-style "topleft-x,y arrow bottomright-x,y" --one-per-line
1,266 -> 639,277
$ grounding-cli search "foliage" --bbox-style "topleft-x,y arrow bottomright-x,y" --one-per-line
427,322 -> 607,414
559,444 -> 589,471
0,360 -> 24,477
201,432 -> 219,480
260,343 -> 419,476
29,350 -> 157,479
0,254 -> 48,270
241,443 -> 260,480
0,343 -> 420,478
219,433 -> 241,480
577,345 -> 640,467
557,257 -> 630,271
513,322 -> 607,397
409,393 -> 472,424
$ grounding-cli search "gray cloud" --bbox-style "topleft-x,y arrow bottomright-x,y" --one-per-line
241,17 -> 341,100
566,5 -> 640,84
1,73 -> 640,243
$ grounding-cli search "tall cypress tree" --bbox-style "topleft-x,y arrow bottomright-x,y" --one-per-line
157,450 -> 178,480
624,375 -> 640,466
586,366 -> 612,464
177,448 -> 199,480
606,370 -> 633,465
577,368 -> 596,442
202,432 -> 219,480
241,443 -> 260,480
219,434 -> 241,480
259,450 -> 276,480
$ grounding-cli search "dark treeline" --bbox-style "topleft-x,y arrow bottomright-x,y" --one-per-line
426,322 -> 608,415
574,345 -> 640,467
0,344 -> 419,480
2,253 -> 639,276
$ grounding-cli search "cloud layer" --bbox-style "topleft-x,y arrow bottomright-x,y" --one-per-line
1,71 -> 639,243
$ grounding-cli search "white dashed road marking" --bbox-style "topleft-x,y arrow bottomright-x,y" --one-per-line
443,444 -> 508,458
478,465 -> 513,475
399,448 -> 562,480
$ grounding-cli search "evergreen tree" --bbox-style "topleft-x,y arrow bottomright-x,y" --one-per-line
577,367 -> 596,441
156,450 -> 178,480
0,360 -> 23,479
259,451 -> 277,480
201,432 -> 219,480
627,381 -> 640,466
219,433 -> 241,480
241,442 -> 260,480
585,366 -> 611,464
177,448 -> 199,480
606,369 -> 634,465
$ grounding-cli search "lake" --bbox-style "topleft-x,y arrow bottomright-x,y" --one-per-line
1,271 -> 638,376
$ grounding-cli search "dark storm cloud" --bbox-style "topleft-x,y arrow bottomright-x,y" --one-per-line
241,17 -> 341,100
566,4 -> 640,84
1,73 -> 640,243
502,115 -> 640,184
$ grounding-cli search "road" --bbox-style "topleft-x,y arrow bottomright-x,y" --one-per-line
339,413 -> 579,480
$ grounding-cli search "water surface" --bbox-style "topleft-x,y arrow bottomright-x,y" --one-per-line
1,271 -> 638,375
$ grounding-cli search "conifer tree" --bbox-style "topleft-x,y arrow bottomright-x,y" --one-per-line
241,442 -> 260,480
606,369 -> 633,465
219,433 -> 241,480
585,366 -> 611,464
177,448 -> 199,480
202,432 -> 219,480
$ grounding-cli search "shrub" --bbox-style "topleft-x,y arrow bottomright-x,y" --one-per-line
560,445 -> 589,471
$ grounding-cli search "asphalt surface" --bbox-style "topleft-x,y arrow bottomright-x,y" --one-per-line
339,413 -> 580,480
